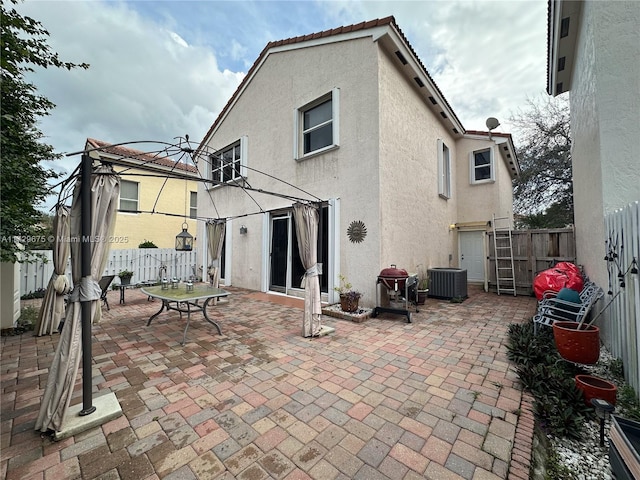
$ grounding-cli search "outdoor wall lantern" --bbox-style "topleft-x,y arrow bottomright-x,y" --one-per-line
175,222 -> 194,251
240,225 -> 248,235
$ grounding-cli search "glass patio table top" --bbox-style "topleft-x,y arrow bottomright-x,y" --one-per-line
140,284 -> 230,345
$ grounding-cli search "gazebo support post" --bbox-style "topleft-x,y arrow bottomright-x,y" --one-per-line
79,153 -> 96,416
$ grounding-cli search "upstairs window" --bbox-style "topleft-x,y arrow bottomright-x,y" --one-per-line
189,191 -> 197,219
470,147 -> 494,184
294,88 -> 339,159
119,180 -> 139,212
437,139 -> 451,199
210,136 -> 248,185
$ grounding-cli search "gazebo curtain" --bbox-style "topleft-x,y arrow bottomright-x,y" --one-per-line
292,203 -> 322,337
206,219 -> 225,285
36,205 -> 71,336
36,164 -> 120,433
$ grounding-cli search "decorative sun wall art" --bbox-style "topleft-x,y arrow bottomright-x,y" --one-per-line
347,220 -> 367,243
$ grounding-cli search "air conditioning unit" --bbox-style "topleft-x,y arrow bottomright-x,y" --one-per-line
428,268 -> 467,299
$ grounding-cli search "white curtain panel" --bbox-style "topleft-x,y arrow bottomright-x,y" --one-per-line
206,220 -> 226,304
36,205 -> 71,336
292,203 -> 322,337
36,164 -> 119,433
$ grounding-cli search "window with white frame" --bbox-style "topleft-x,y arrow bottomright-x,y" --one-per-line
470,147 -> 494,184
119,180 -> 139,212
210,136 -> 247,185
437,139 -> 451,199
189,191 -> 197,219
294,88 -> 339,159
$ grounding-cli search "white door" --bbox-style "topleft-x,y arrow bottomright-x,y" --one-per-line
459,231 -> 485,282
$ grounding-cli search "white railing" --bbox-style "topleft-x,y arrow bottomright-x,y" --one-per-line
21,248 -> 200,295
604,201 -> 639,394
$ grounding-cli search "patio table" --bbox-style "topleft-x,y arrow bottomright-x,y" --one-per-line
141,284 -> 230,345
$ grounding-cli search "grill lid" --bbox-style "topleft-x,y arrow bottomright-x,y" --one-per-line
378,265 -> 409,290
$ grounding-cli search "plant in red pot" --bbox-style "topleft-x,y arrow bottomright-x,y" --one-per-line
334,274 -> 362,313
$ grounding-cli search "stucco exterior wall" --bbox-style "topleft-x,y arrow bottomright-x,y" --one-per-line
199,38 -> 382,300
112,168 -> 198,249
377,48 -> 458,274
454,137 -> 514,226
569,1 -> 640,288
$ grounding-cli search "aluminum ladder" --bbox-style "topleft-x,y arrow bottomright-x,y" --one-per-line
492,214 -> 516,296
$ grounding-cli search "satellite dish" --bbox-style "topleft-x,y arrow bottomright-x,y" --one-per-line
486,117 -> 500,130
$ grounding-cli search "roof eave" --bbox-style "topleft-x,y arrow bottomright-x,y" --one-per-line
547,0 -> 582,96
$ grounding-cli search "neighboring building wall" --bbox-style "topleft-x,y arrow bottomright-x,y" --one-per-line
569,1 -> 640,290
112,168 -> 198,249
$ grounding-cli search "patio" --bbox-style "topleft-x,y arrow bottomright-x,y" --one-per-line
2,285 -> 537,480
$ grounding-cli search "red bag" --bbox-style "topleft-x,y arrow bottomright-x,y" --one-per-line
533,262 -> 584,300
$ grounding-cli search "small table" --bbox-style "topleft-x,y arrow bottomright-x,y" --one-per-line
117,284 -> 137,304
141,284 -> 230,345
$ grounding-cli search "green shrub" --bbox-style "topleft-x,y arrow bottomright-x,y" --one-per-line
138,240 -> 158,248
507,320 -> 591,439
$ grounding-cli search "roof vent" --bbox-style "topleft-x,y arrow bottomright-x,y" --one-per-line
440,111 -> 447,119
414,77 -> 425,88
395,51 -> 408,65
558,56 -> 566,71
428,96 -> 437,105
560,17 -> 570,38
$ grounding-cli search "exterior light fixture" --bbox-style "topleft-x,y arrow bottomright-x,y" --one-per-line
449,224 -> 457,231
240,225 -> 248,235
175,222 -> 194,251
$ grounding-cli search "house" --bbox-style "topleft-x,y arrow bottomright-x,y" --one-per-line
197,17 -> 520,306
85,139 -> 199,250
547,1 -> 639,386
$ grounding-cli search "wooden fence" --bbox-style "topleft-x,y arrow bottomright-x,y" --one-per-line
487,227 -> 576,295
20,248 -> 199,295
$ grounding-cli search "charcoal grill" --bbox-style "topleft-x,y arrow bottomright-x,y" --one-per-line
372,265 -> 419,322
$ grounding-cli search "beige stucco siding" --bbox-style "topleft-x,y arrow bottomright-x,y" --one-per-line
455,138 -> 513,227
377,47 -> 458,274
199,37 -> 382,297
112,169 -> 198,249
569,0 -> 640,289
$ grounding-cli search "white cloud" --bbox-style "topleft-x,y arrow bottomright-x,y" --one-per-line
17,1 -> 243,182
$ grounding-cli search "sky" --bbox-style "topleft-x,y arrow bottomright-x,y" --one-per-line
15,0 -> 549,209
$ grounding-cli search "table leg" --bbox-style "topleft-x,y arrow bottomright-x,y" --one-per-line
147,300 -> 168,326
202,298 -> 223,335
182,302 -> 191,346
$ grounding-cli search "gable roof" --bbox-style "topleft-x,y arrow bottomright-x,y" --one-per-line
86,138 -> 198,176
200,16 -> 467,147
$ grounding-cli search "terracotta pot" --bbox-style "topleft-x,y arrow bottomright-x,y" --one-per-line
575,374 -> 617,406
340,294 -> 360,313
552,321 -> 600,365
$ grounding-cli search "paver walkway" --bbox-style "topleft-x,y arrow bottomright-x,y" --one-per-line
2,285 -> 537,480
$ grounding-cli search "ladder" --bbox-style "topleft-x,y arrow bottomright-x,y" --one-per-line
492,214 -> 516,296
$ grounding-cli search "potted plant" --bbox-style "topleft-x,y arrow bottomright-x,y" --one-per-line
415,265 -> 429,305
334,274 -> 362,313
118,269 -> 134,286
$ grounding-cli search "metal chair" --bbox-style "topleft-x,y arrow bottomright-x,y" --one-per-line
98,275 -> 116,310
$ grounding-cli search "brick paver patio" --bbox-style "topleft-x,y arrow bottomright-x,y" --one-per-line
2,285 -> 537,479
